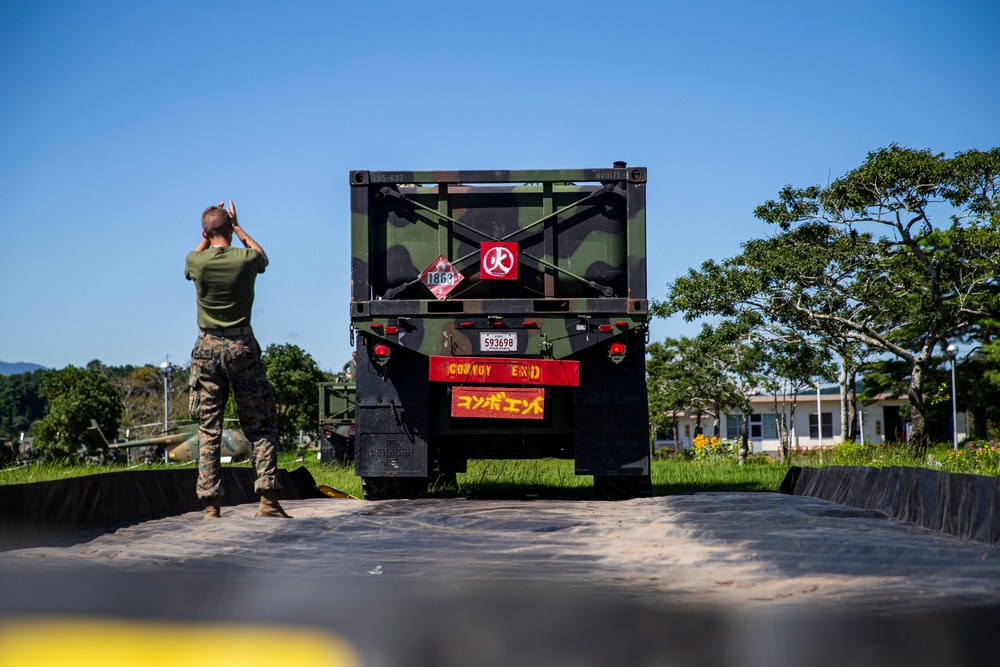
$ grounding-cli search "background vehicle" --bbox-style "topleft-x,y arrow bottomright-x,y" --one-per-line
349,164 -> 651,499
86,419 -> 250,464
318,380 -> 356,464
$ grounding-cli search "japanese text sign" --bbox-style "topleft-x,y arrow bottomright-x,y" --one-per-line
480,242 -> 518,280
451,386 -> 544,419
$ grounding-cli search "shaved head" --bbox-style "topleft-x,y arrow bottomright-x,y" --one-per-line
201,206 -> 232,237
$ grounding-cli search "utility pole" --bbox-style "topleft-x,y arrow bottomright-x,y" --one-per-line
160,357 -> 174,464
946,344 -> 958,452
815,383 -> 822,447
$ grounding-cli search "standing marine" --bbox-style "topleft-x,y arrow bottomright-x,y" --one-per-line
185,200 -> 290,519
342,351 -> 357,381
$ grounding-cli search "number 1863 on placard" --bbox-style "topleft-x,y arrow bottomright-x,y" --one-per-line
425,272 -> 455,285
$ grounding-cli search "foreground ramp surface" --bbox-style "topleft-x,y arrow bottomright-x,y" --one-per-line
2,493 -> 1000,666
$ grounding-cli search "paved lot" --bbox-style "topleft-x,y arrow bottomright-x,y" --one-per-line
2,493 -> 1000,666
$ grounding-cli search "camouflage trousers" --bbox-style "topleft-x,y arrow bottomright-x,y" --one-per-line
189,331 -> 280,499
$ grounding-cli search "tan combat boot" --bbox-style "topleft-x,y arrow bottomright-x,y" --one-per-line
203,497 -> 221,520
256,490 -> 291,518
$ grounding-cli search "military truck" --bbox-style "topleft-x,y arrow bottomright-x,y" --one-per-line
349,164 -> 651,499
318,380 -> 356,464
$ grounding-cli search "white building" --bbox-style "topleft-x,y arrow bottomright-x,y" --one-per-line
654,389 -> 967,457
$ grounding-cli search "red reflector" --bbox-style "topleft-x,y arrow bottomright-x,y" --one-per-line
615,321 -> 628,328
370,323 -> 383,330
373,344 -> 391,357
609,342 -> 626,356
385,326 -> 398,335
598,324 -> 613,333
460,321 -> 474,328
523,321 -> 536,327
493,320 -> 506,327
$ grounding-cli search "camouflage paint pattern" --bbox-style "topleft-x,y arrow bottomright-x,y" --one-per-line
165,428 -> 251,463
189,332 -> 280,499
106,427 -> 251,463
350,167 -> 648,360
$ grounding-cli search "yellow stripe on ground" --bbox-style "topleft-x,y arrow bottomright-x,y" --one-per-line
0,617 -> 362,667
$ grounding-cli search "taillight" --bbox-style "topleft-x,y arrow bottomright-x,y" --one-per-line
608,341 -> 626,363
372,342 -> 391,367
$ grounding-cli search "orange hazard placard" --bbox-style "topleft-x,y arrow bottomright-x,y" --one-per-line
451,386 -> 545,419
429,356 -> 580,387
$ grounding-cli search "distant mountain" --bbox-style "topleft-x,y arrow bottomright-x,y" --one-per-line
0,361 -> 46,376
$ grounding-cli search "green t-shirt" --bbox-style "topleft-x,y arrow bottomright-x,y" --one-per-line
185,247 -> 266,329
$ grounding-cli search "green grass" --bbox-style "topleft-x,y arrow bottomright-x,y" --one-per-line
0,459 -> 167,485
787,440 -> 1000,476
301,456 -> 788,499
3,440 -> 997,499
652,458 -> 788,494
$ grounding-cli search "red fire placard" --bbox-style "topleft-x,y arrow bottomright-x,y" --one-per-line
428,356 -> 580,387
480,242 -> 518,280
420,255 -> 464,299
451,386 -> 544,419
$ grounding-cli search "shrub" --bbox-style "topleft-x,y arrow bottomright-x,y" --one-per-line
941,441 -> 1000,476
690,433 -> 772,464
829,441 -> 865,465
691,434 -> 733,462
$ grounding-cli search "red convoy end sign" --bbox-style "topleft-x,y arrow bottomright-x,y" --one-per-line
451,386 -> 544,419
428,356 -> 580,387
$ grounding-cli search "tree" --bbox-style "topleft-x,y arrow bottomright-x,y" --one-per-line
647,337 -> 726,446
759,337 -> 835,459
112,365 -> 190,438
648,328 -> 765,449
645,340 -> 689,446
704,323 -> 770,463
757,147 -> 1000,450
34,366 -> 122,458
262,343 -> 327,448
660,223 -> 872,448
658,323 -> 769,463
664,146 -> 1000,452
0,369 -> 47,439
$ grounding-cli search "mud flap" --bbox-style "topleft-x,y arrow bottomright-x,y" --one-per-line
354,338 -> 429,478
355,425 -> 428,477
572,335 -> 650,478
574,403 -> 650,477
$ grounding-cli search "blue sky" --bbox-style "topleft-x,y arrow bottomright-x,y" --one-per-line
1,0 -> 998,372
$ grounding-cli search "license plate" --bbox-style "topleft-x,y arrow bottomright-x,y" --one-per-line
480,331 -> 517,353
